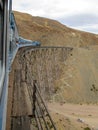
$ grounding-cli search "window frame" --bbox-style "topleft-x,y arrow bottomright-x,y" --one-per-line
0,0 -> 6,98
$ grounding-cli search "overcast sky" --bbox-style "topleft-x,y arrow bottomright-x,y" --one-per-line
13,0 -> 98,34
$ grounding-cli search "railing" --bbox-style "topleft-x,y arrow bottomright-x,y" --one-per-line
25,64 -> 56,130
33,80 -> 56,130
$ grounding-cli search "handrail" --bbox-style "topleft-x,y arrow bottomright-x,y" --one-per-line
35,82 -> 56,130
25,63 -> 57,130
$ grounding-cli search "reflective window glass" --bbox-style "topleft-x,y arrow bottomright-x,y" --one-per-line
0,1 -> 3,77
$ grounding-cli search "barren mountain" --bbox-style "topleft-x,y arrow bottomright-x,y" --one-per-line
14,11 -> 98,103
14,11 -> 98,47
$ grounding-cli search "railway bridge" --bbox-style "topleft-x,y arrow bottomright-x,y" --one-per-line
0,1 -> 74,129
6,46 -> 73,130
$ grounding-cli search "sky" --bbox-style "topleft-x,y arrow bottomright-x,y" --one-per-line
13,0 -> 98,34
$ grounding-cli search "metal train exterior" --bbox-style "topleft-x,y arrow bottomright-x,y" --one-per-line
0,0 -> 41,130
0,0 -> 9,129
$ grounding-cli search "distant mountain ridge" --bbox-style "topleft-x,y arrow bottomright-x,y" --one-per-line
14,11 -> 98,47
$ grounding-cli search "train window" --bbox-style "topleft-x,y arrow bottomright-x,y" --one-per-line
0,1 -> 3,77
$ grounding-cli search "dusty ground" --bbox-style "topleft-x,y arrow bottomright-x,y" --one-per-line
48,102 -> 98,130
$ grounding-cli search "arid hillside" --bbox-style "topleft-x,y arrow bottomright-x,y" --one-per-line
14,11 -> 98,103
10,11 -> 98,130
14,11 -> 98,47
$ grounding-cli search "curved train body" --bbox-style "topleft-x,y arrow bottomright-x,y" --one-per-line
0,0 -> 9,129
0,0 -> 40,130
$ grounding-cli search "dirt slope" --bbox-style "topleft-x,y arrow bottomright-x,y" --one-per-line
48,103 -> 98,130
14,11 -> 98,47
54,47 -> 98,103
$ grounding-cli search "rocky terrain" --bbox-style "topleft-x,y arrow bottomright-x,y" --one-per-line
7,11 -> 98,130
